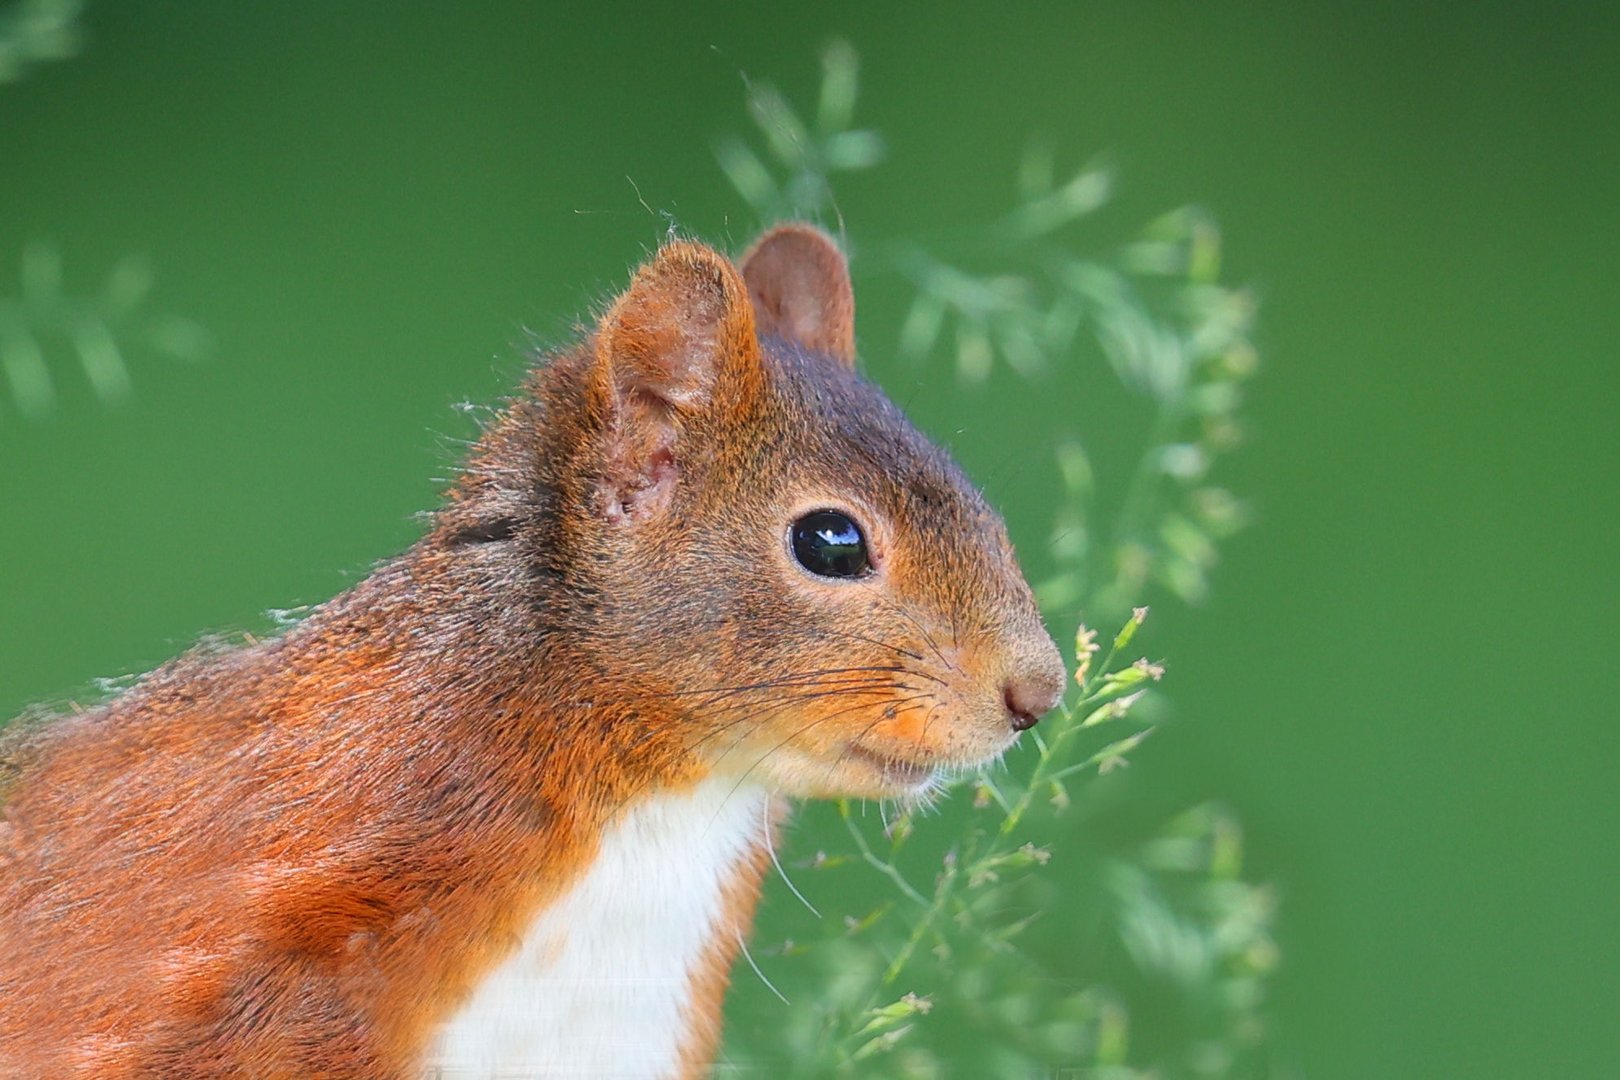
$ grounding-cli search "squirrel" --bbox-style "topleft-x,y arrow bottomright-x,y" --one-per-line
0,224 -> 1066,1079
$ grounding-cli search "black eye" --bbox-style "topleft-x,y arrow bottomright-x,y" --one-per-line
790,510 -> 872,579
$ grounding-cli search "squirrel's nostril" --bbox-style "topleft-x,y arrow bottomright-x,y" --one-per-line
1003,681 -> 1042,732
1003,666 -> 1063,732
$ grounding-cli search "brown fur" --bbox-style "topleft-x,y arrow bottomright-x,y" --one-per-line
0,226 -> 1064,1077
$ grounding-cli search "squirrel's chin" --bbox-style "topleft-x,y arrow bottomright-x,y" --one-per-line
727,744 -> 954,802
841,744 -> 939,792
706,732 -> 1017,801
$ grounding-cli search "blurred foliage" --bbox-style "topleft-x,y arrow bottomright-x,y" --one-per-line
0,245 -> 211,421
719,43 -> 1282,1079
0,0 -> 79,83
0,1 -> 208,424
715,39 -> 884,229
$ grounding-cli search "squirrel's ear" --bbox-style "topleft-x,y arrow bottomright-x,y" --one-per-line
740,224 -> 856,369
591,240 -> 760,522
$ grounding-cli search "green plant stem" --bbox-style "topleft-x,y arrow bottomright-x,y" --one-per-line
879,853 -> 959,989
839,800 -> 928,905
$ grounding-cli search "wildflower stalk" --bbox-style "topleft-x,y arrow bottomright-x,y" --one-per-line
838,800 -> 927,906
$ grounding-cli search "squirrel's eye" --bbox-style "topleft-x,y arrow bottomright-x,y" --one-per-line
791,510 -> 872,579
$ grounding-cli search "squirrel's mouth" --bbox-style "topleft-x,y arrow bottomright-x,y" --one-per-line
843,744 -> 937,790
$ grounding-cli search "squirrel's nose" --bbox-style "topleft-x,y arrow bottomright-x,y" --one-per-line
1003,657 -> 1065,732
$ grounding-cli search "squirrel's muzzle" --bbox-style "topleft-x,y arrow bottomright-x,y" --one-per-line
999,629 -> 1067,732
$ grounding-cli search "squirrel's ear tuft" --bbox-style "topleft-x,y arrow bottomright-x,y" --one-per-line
740,224 -> 856,369
591,241 -> 760,522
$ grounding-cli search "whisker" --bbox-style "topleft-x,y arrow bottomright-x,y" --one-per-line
720,690 -> 916,804
808,694 -> 938,795
880,600 -> 960,675
690,676 -> 909,719
920,700 -> 944,742
685,681 -> 906,760
762,797 -> 819,919
815,627 -> 930,667
735,929 -> 789,1006
611,682 -> 902,809
612,665 -> 921,704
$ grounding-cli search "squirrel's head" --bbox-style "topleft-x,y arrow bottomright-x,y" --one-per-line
463,226 -> 1065,801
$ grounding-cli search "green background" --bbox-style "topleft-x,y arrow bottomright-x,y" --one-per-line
2,4 -> 1615,1076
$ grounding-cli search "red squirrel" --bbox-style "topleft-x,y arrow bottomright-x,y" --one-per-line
0,225 -> 1065,1078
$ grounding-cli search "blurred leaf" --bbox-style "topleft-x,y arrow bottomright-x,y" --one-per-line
0,326 -> 53,417
816,39 -> 859,134
0,245 -> 208,420
823,129 -> 885,170
0,0 -> 81,85
715,138 -> 776,213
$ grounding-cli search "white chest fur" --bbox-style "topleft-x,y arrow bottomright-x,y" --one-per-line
426,778 -> 770,1079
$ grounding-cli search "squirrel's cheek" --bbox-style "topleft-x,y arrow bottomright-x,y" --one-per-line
869,707 -> 942,749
